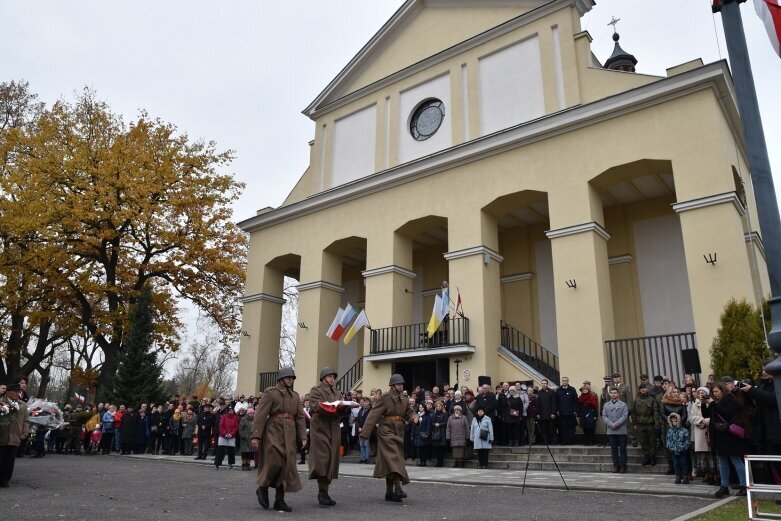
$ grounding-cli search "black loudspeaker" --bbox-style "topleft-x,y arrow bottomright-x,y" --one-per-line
681,349 -> 702,375
478,376 -> 492,387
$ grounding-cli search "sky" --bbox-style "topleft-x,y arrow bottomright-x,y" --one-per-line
2,0 -> 780,364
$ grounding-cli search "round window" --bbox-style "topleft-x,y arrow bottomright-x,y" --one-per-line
409,99 -> 445,141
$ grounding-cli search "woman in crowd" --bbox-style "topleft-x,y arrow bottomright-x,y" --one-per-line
134,408 -> 149,454
469,406 -> 494,469
688,386 -> 714,484
577,385 -> 598,446
414,403 -> 432,467
525,387 -> 538,446
100,405 -> 116,455
215,406 -> 239,470
446,404 -> 469,467
239,407 -> 255,470
504,386 -> 523,447
166,405 -> 182,455
703,382 -> 749,497
661,386 -> 688,475
181,407 -> 196,456
430,400 -> 449,467
355,397 -> 373,464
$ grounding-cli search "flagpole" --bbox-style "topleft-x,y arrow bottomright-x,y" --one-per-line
714,0 -> 781,419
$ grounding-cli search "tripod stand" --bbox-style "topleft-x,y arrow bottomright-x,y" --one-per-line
521,420 -> 568,494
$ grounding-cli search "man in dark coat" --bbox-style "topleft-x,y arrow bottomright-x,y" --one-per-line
119,406 -> 139,455
536,379 -> 557,444
308,367 -> 357,506
555,377 -> 578,444
742,366 -> 780,455
251,367 -> 307,513
474,385 -> 497,422
194,403 -> 214,459
359,374 -> 419,502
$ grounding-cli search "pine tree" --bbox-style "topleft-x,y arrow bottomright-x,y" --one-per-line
710,298 -> 772,380
109,286 -> 164,405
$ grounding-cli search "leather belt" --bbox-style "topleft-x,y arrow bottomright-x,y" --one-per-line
272,412 -> 295,420
383,415 -> 404,422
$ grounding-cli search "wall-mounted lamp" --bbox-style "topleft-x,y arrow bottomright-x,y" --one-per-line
297,321 -> 308,329
241,330 -> 251,338
565,279 -> 577,289
403,288 -> 413,294
703,253 -> 717,265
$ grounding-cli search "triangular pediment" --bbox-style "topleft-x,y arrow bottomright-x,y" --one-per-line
304,0 -> 592,118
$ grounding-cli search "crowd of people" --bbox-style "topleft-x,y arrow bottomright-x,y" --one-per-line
1,359 -> 779,501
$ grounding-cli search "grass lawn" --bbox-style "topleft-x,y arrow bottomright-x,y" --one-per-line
691,498 -> 781,520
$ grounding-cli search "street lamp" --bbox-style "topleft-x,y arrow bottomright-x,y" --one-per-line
713,0 -> 781,419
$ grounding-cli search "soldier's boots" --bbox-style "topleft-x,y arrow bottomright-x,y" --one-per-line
395,487 -> 407,498
256,487 -> 269,509
385,491 -> 402,502
273,499 -> 292,512
318,491 -> 336,506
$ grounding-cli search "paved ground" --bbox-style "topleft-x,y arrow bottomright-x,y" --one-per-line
0,454 -> 720,521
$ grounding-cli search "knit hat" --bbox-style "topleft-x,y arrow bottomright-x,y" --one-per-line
247,408 -> 255,415
696,386 -> 710,396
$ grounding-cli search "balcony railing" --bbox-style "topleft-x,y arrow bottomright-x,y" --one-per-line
259,371 -> 278,392
370,316 -> 470,354
605,332 -> 697,391
500,320 -> 560,385
336,357 -> 363,392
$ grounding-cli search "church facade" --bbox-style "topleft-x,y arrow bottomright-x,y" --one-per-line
236,0 -> 769,395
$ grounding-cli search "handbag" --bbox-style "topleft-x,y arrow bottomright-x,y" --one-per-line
716,413 -> 748,440
479,428 -> 489,441
419,432 -> 430,441
509,409 -> 520,417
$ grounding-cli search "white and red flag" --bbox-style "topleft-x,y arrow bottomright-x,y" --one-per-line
755,0 -> 781,56
330,303 -> 356,341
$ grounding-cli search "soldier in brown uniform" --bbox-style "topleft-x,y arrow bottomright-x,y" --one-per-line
0,382 -> 29,487
359,374 -> 419,502
251,367 -> 307,513
308,367 -> 358,506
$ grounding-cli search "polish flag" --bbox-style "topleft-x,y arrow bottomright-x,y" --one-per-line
755,0 -> 781,56
325,307 -> 344,339
330,303 -> 356,341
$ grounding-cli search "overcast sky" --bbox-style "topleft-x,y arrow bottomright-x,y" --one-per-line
3,0 -> 780,359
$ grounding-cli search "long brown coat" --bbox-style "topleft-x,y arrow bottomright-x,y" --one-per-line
307,382 -> 341,481
251,382 -> 306,492
0,398 -> 29,447
359,387 -> 417,485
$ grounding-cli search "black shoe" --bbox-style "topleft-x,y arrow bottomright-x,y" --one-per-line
682,478 -> 690,485
736,486 -> 747,496
385,491 -> 402,502
318,491 -> 336,506
273,499 -> 292,512
256,487 -> 269,509
396,487 -> 407,498
714,486 -> 730,498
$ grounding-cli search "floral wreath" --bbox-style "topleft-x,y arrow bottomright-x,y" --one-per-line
0,399 -> 21,426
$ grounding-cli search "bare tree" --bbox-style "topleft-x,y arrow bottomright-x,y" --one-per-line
172,320 -> 237,398
279,277 -> 298,367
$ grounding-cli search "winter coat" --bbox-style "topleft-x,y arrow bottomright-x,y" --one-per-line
602,399 -> 629,435
746,379 -> 781,450
446,414 -> 469,447
414,411 -> 433,447
101,411 -> 115,433
688,399 -> 711,452
181,415 -> 196,438
196,411 -> 214,437
469,415 -> 494,450
307,382 -> 342,481
661,398 -> 688,426
577,392 -> 598,430
218,412 -> 239,438
703,394 -> 751,457
431,411 -> 449,446
238,415 -> 254,453
526,396 -> 539,420
504,395 -> 523,424
252,382 -> 307,492
0,397 -> 29,447
536,388 -> 557,419
556,385 -> 578,416
359,387 -> 418,485
665,415 -> 690,455
134,414 -> 149,444
474,392 -> 498,419
120,411 -> 139,441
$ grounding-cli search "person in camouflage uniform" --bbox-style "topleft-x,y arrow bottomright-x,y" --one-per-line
631,383 -> 661,466
64,406 -> 83,454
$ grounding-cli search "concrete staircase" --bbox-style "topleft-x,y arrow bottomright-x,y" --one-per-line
343,444 -> 671,474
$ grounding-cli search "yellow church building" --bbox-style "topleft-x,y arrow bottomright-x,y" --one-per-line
236,0 -> 769,395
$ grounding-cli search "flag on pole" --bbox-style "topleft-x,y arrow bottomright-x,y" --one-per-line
455,288 -> 463,317
343,309 -> 369,344
330,303 -> 356,341
754,0 -> 781,57
326,307 -> 344,339
427,292 -> 448,337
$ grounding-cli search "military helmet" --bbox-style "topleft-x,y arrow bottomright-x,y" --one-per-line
319,367 -> 338,381
277,367 -> 296,380
389,374 -> 406,386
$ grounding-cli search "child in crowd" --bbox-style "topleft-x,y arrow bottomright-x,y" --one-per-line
89,428 -> 102,454
665,413 -> 691,484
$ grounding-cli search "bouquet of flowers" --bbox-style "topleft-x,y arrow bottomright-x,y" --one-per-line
0,399 -> 22,427
27,399 -> 64,429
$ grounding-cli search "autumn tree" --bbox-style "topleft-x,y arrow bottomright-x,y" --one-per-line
0,85 -> 247,395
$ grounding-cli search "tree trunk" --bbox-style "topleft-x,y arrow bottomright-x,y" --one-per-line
97,341 -> 121,400
37,363 -> 52,399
